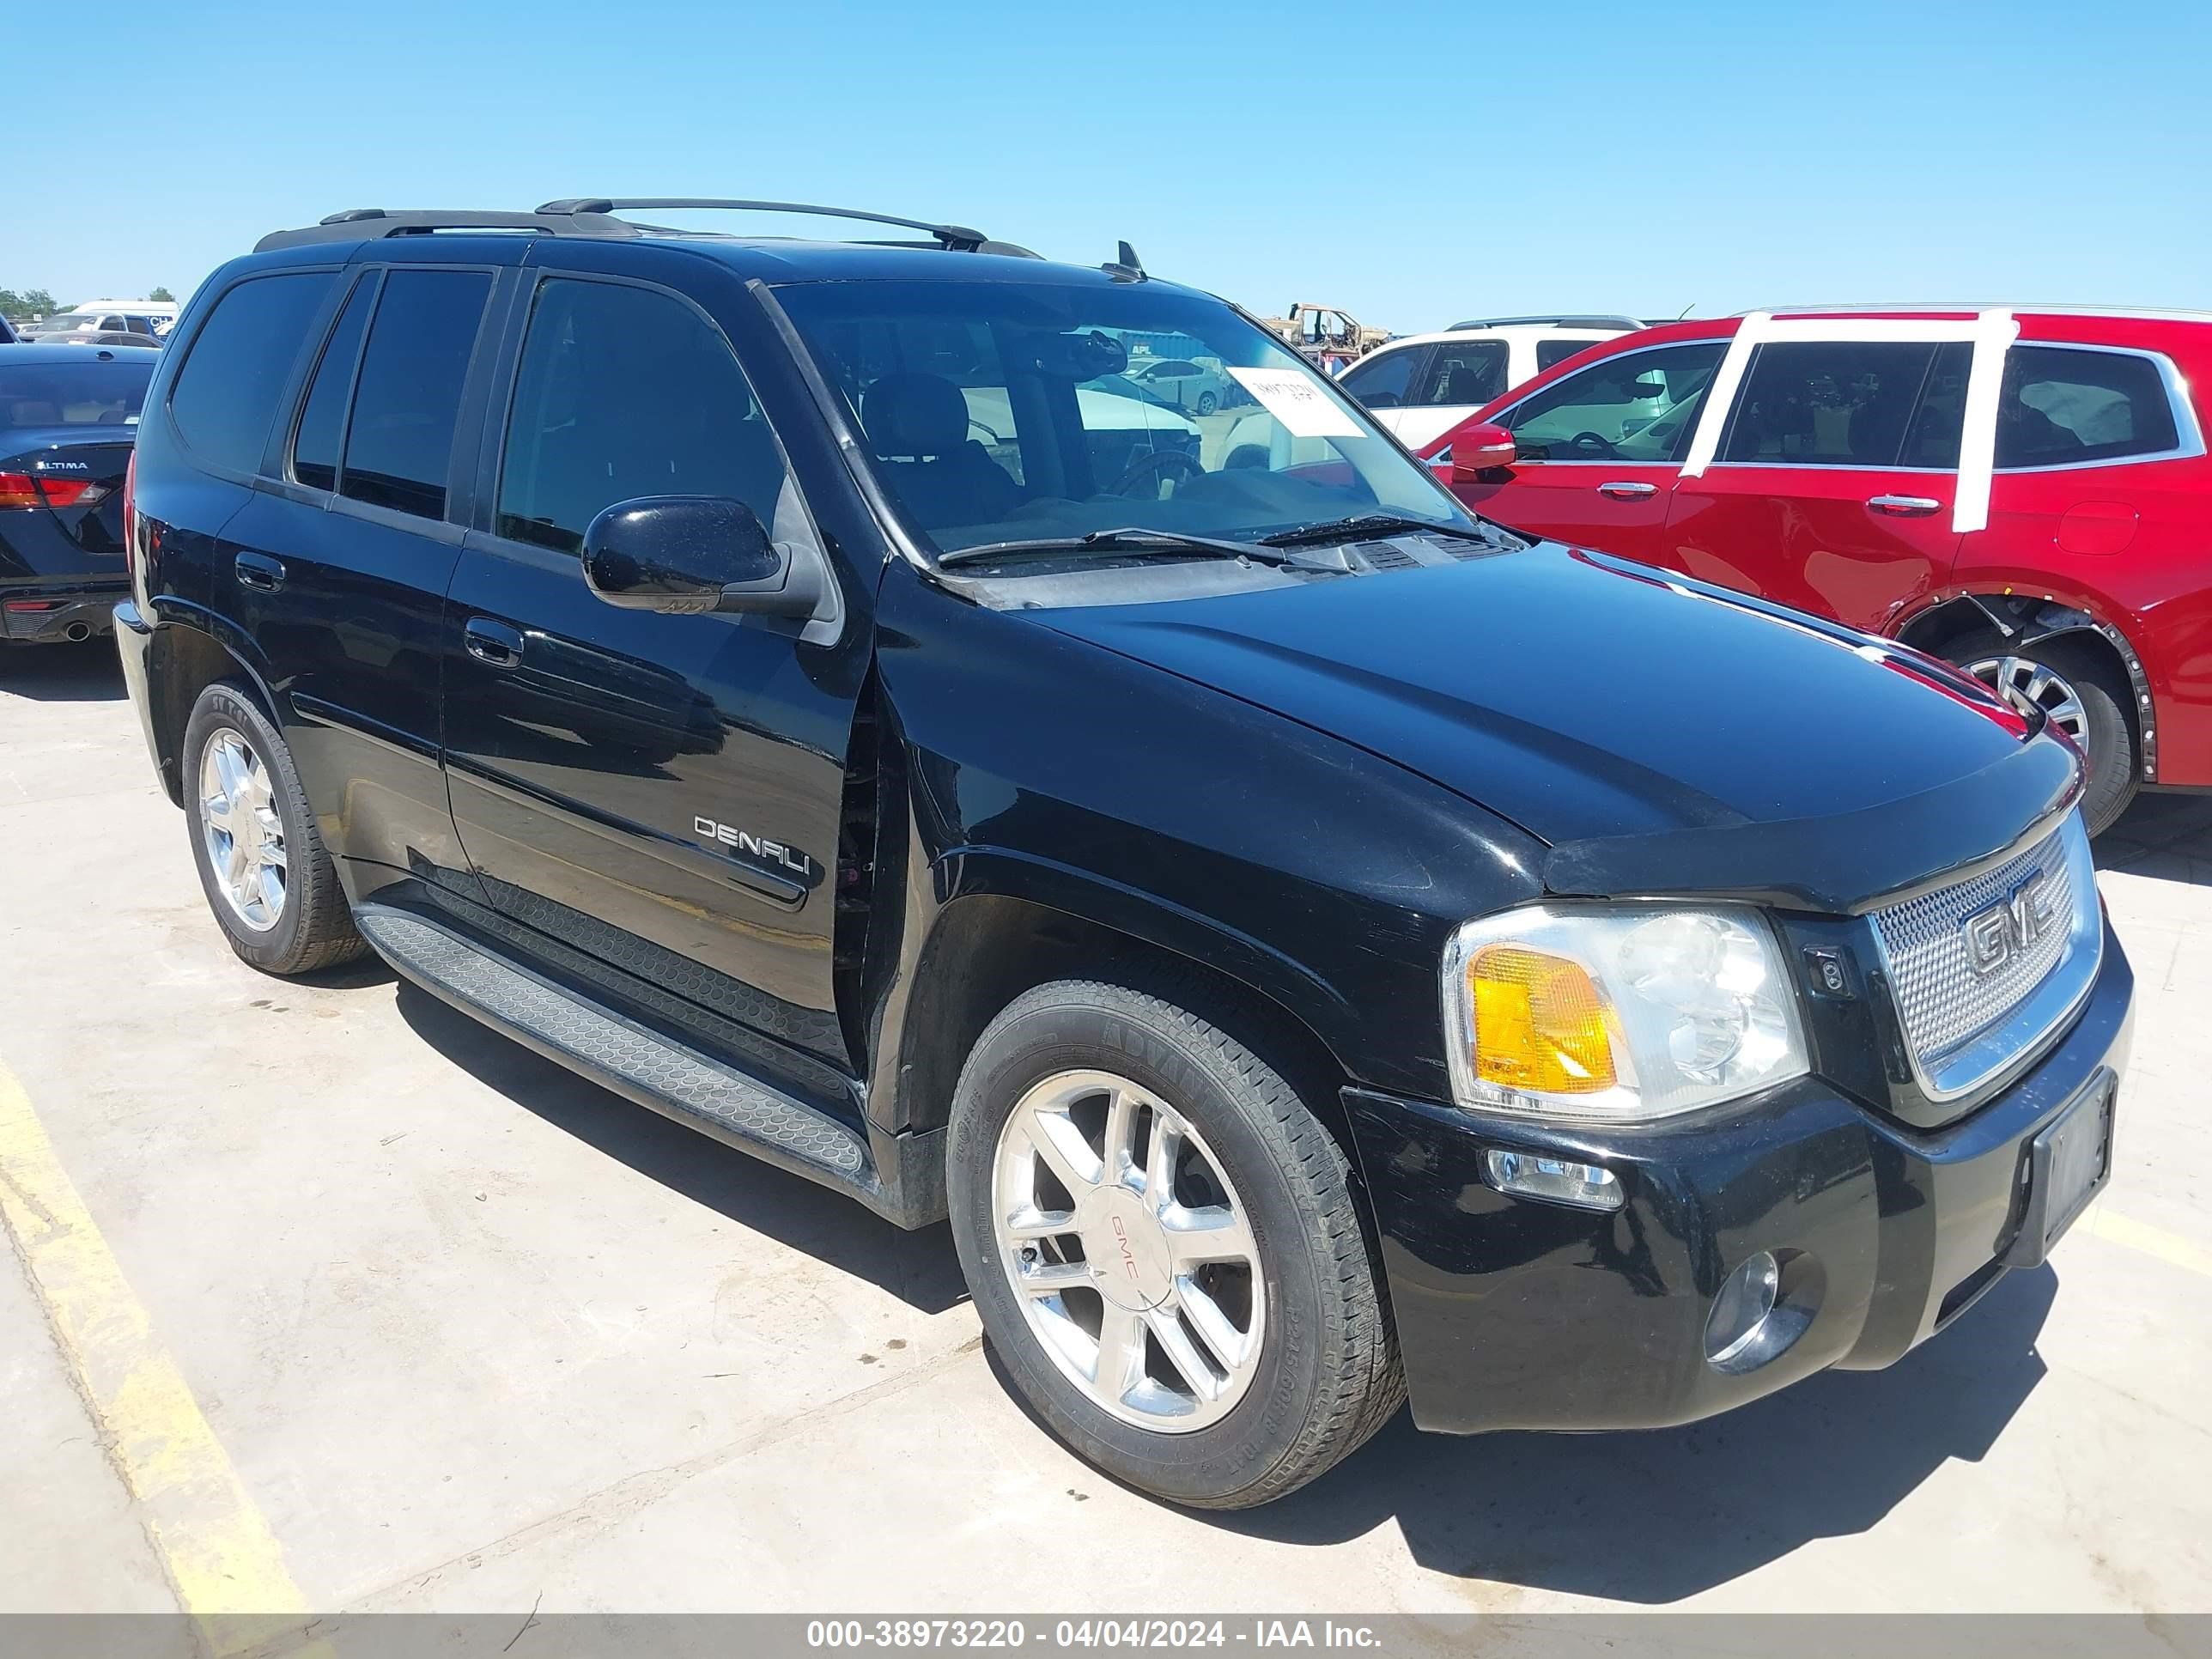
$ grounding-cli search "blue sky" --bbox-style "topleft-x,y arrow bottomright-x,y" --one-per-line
11,0 -> 2207,332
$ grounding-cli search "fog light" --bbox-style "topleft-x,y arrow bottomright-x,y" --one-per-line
1482,1149 -> 1624,1212
1705,1250 -> 1781,1367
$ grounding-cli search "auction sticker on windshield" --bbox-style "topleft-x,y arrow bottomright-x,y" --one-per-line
1227,367 -> 1364,438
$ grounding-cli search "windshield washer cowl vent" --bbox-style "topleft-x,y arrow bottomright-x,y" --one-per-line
1348,539 -> 1421,571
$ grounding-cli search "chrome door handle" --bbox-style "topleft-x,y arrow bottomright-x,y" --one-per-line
234,551 -> 285,590
1596,480 -> 1658,500
463,617 -> 525,668
1866,495 -> 1942,517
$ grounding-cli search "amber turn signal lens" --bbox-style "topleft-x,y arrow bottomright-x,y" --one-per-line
1468,945 -> 1617,1095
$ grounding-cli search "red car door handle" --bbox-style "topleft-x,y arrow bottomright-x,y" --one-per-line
1596,480 -> 1657,500
1866,495 -> 1942,517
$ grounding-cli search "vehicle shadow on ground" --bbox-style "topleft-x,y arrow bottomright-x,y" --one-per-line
2095,793 -> 2212,888
1209,1264 -> 2057,1601
392,982 -> 969,1315
0,638 -> 125,701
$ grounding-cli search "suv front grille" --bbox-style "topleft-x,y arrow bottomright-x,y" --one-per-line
1869,813 -> 2100,1101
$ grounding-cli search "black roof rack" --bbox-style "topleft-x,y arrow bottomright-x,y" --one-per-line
1446,313 -> 1646,332
537,198 -> 995,252
254,207 -> 635,252
255,198 -> 1034,258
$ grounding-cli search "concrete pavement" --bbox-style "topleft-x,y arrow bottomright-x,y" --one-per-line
3,637 -> 2208,1622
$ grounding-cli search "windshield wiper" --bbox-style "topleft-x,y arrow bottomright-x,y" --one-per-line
1257,513 -> 1502,549
938,526 -> 1335,570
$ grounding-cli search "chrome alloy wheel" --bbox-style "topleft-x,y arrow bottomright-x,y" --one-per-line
198,729 -> 288,933
992,1068 -> 1266,1432
1968,654 -> 2088,744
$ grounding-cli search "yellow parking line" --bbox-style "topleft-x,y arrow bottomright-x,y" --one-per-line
2078,1200 -> 2212,1279
0,1054 -> 310,1651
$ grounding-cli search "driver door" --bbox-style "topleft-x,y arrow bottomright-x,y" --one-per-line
441,263 -> 864,1084
1456,338 -> 1727,563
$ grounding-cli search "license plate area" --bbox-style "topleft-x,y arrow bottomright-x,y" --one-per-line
2004,1070 -> 2116,1267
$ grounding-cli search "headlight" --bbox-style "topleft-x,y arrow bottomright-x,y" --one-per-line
1440,903 -> 1809,1121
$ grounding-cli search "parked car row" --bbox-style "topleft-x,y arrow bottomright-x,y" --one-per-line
1340,313 -> 1644,447
0,344 -> 152,644
2,301 -> 178,349
100,198 -> 2130,1514
1397,306 -> 2210,834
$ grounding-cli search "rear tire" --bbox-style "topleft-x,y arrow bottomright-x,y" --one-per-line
1941,629 -> 2139,835
947,979 -> 1402,1510
182,683 -> 368,975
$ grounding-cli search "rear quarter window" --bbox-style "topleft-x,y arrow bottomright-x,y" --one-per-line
167,271 -> 334,474
1996,346 -> 2184,468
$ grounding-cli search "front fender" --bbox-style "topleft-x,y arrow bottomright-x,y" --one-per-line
867,560 -> 1546,1115
939,845 -> 1357,1054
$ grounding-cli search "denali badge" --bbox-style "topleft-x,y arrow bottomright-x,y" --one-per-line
1963,870 -> 2056,975
693,817 -> 815,879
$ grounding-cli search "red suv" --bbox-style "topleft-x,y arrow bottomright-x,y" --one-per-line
1433,307 -> 2211,832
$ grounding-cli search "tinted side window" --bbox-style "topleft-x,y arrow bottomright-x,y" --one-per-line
290,275 -> 377,492
1503,341 -> 1725,462
1996,345 -> 2183,468
339,269 -> 492,520
1415,341 -> 1509,407
497,278 -> 787,555
168,271 -> 333,473
1900,342 -> 1972,469
1720,340 -> 1937,468
1536,338 -> 1595,372
1340,346 -> 1421,409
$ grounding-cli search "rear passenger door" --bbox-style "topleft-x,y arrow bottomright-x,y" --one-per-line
213,255 -> 509,892
1665,338 -> 1968,629
441,258 -> 864,1088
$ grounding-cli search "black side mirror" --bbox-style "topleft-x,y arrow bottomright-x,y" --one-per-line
582,495 -> 822,618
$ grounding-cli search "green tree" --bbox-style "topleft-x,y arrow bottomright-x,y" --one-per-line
148,286 -> 175,303
0,287 -> 59,321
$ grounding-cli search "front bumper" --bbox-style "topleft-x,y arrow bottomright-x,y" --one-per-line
2,580 -> 125,642
1345,917 -> 2133,1436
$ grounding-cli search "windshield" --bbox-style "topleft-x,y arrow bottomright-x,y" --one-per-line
775,278 -> 1474,559
0,360 -> 154,429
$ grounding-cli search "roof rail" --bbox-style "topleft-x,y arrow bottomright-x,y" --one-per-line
537,198 -> 995,252
1447,313 -> 1646,332
254,207 -> 635,252
254,198 -> 1032,258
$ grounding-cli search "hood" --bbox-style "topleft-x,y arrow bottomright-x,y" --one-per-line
1041,544 -> 2079,911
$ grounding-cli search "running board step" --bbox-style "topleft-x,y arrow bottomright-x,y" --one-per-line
354,903 -> 888,1210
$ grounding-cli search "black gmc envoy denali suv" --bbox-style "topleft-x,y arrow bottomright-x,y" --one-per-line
115,201 -> 2131,1509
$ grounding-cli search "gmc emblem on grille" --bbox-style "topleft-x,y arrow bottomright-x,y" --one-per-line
1963,871 -> 2057,975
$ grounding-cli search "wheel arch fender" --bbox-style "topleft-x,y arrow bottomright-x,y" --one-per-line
1897,592 -> 2156,781
142,609 -> 283,806
876,848 -> 1362,1149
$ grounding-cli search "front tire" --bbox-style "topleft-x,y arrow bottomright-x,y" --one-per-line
182,683 -> 367,975
1942,630 -> 2140,834
947,980 -> 1402,1509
